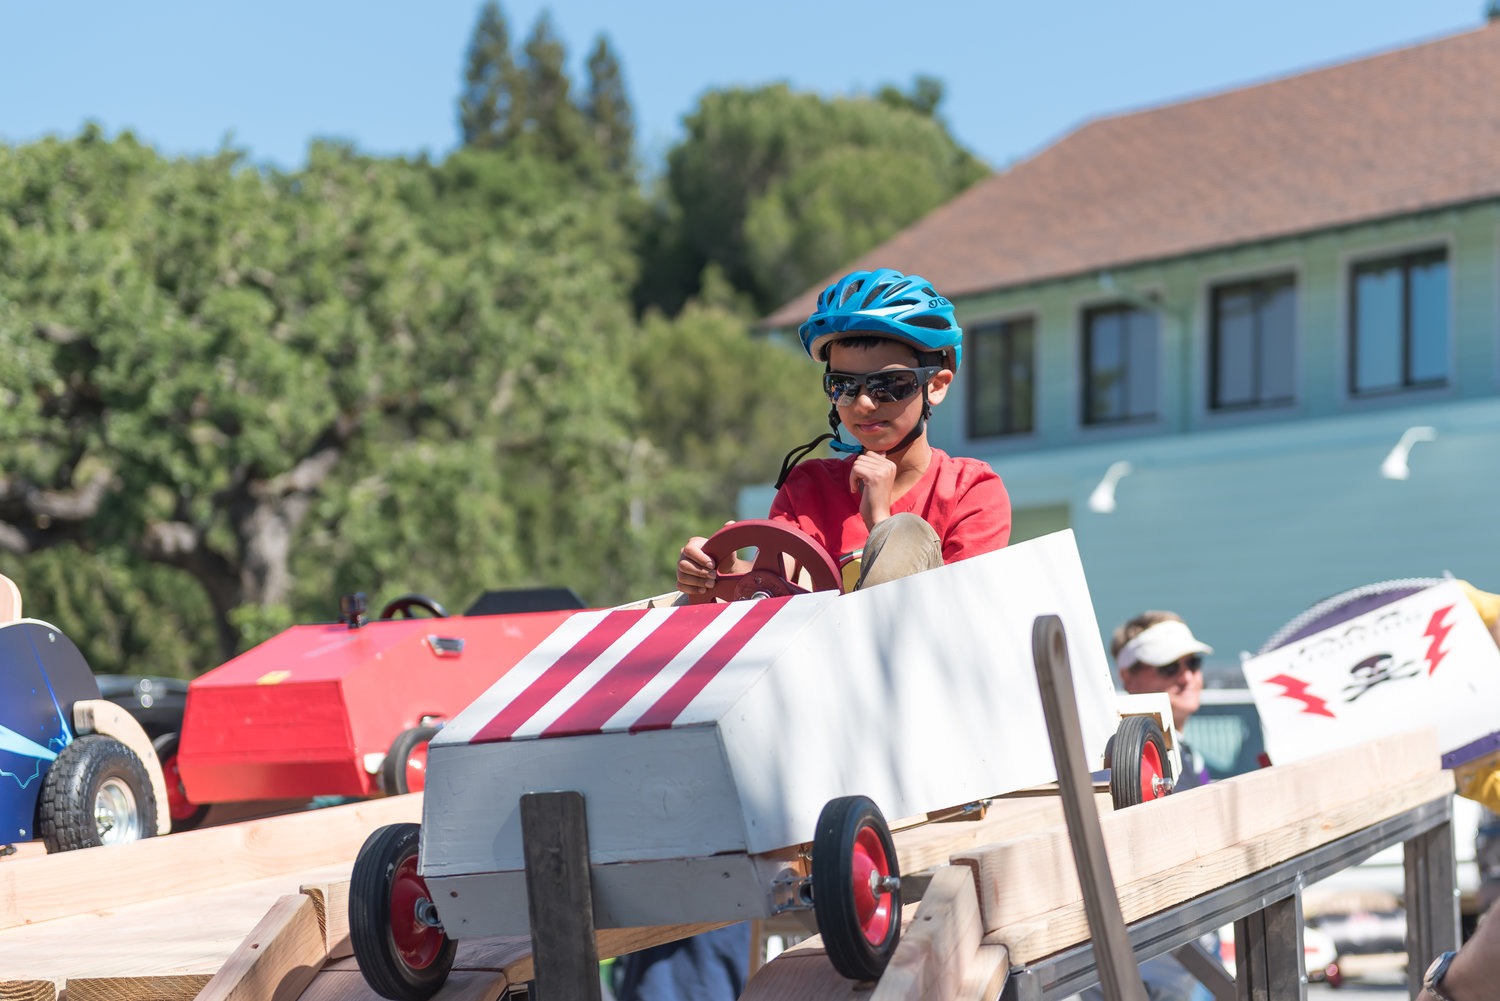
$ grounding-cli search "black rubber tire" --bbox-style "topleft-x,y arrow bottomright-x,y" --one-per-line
350,823 -> 455,1001
379,725 -> 441,796
38,734 -> 158,852
152,732 -> 211,833
1109,715 -> 1171,809
812,795 -> 901,981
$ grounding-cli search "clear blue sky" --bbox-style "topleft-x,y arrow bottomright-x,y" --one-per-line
0,1 -> 1491,173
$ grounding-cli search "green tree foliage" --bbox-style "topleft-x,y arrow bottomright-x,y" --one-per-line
631,273 -> 828,528
877,74 -> 946,119
638,83 -> 988,316
458,1 -> 524,148
0,131 -> 651,672
457,6 -> 631,185
583,36 -> 635,179
518,13 -> 590,167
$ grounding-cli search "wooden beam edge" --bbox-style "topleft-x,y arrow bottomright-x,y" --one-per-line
0,794 -> 422,931
195,893 -> 327,1001
987,769 -> 1453,963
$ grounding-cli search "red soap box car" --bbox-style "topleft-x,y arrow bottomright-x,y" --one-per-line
163,589 -> 585,829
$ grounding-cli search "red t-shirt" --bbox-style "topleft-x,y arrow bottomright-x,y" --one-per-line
768,449 -> 1011,567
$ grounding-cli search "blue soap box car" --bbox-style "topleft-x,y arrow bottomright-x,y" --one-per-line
0,573 -> 167,854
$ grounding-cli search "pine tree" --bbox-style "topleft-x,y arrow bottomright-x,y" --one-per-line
520,12 -> 588,164
584,36 -> 635,179
458,1 -> 525,148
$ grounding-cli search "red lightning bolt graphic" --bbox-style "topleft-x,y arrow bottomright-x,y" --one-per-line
1423,604 -> 1455,676
1265,673 -> 1336,718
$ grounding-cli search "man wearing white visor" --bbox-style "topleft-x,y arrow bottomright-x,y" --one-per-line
1095,612 -> 1220,1001
1111,612 -> 1214,791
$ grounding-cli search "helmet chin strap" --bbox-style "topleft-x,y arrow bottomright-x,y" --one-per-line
826,406 -> 864,454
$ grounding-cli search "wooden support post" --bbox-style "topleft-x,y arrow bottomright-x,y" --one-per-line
521,791 -> 602,1001
1030,615 -> 1146,1001
1403,816 -> 1460,995
1232,893 -> 1305,1001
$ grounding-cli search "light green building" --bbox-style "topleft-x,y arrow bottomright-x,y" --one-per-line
755,21 -> 1500,677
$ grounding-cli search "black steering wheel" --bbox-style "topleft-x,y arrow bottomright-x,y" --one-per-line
687,520 -> 843,605
378,593 -> 451,620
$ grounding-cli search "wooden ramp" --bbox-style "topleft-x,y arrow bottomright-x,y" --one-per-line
743,728 -> 1451,1001
0,790 -> 1082,999
0,730 -> 1453,1001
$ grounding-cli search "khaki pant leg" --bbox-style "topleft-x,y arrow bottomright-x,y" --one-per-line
855,512 -> 942,590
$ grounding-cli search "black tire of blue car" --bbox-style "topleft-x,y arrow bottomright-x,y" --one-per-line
37,734 -> 158,852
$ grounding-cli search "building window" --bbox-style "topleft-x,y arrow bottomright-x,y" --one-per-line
1083,303 -> 1157,425
967,316 -> 1035,437
1210,274 -> 1296,411
1350,249 -> 1449,395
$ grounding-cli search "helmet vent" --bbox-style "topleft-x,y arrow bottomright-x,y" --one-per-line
907,315 -> 952,330
839,279 -> 865,307
861,282 -> 894,309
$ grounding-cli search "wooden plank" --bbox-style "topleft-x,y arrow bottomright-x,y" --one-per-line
301,881 -> 352,960
955,944 -> 1008,1001
961,730 -> 1437,927
1029,614 -> 1144,1001
197,894 -> 325,1001
296,967 -> 511,1001
741,941 -> 870,1001
888,791 -> 1110,877
0,795 -> 421,930
0,982 -> 54,1001
63,977 -> 206,1001
521,791 -> 601,1001
870,866 -> 984,1001
955,728 -> 1447,964
988,771 -> 1453,962
0,862 -> 349,983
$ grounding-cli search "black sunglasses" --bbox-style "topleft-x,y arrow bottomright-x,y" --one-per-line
1144,654 -> 1204,679
823,366 -> 943,405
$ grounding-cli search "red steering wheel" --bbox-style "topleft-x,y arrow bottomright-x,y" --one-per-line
687,519 -> 843,604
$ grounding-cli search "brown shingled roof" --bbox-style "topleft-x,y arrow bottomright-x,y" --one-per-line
763,22 -> 1500,328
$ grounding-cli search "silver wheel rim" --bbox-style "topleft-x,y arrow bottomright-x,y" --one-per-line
94,777 -> 142,844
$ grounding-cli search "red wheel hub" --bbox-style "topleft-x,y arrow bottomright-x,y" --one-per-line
404,742 -> 429,793
161,753 -> 198,822
850,826 -> 894,944
389,855 -> 444,968
1140,740 -> 1165,802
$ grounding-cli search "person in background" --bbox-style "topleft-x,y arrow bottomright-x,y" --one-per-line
1413,580 -> 1500,999
1088,611 -> 1218,1001
611,924 -> 751,1001
1111,610 -> 1214,791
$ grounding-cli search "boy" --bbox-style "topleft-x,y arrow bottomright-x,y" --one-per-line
677,268 -> 1010,596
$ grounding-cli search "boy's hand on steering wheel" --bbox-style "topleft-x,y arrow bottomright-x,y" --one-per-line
677,522 -> 746,595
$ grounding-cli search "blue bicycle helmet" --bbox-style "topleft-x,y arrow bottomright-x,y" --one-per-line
798,268 -> 963,371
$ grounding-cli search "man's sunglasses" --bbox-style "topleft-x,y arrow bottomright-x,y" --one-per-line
823,366 -> 943,405
1144,654 -> 1203,679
